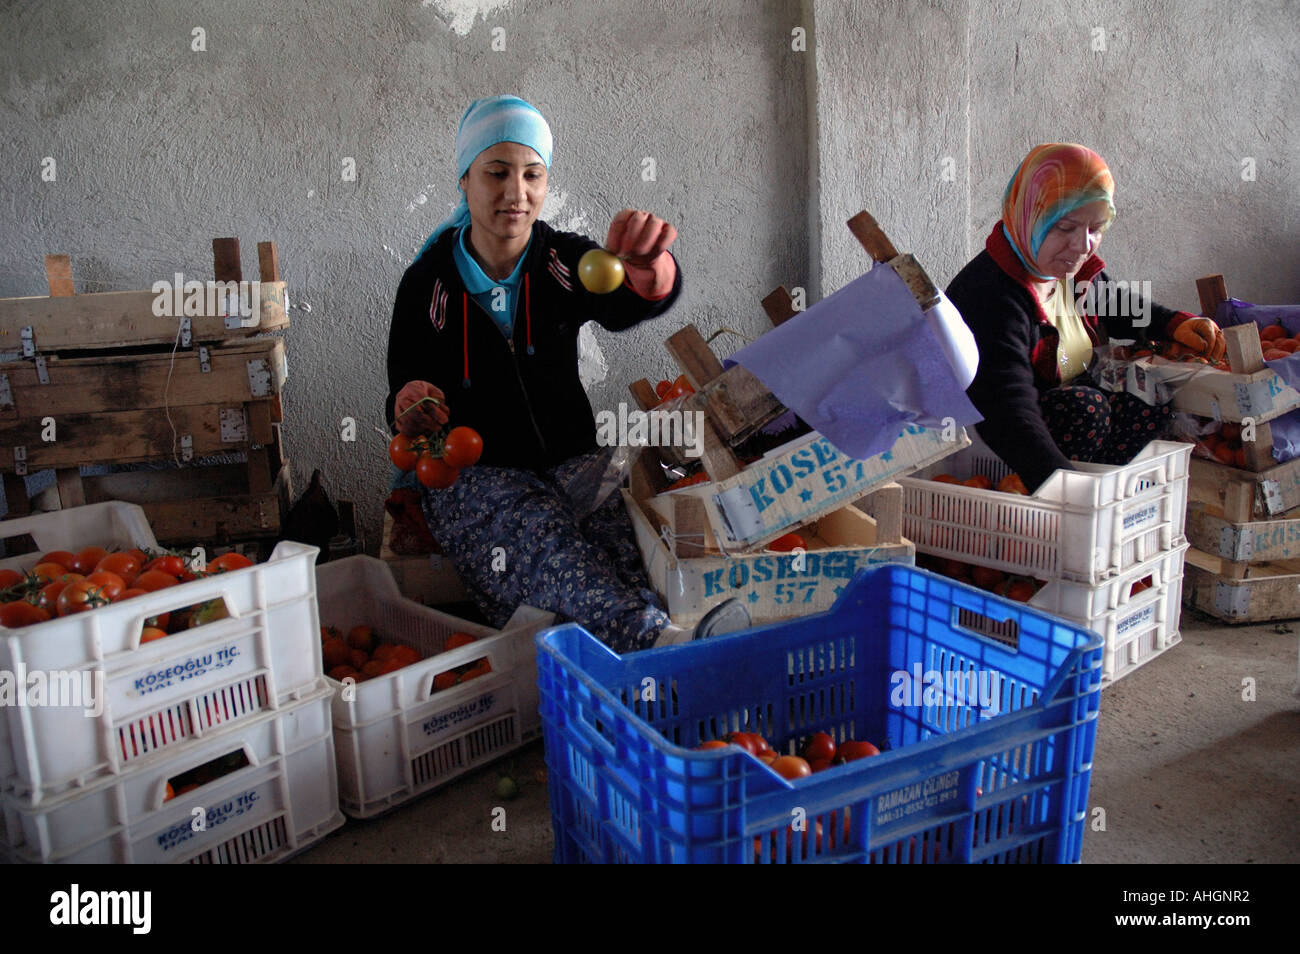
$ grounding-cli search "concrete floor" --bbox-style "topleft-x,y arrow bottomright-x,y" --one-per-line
290,606 -> 1300,865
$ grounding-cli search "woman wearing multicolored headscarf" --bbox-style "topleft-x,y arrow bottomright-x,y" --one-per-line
384,95 -> 748,653
947,143 -> 1224,491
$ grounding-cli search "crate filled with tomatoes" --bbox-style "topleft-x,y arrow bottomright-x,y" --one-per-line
0,241 -> 291,547
315,555 -> 554,818
622,486 -> 914,627
898,437 -> 1189,586
535,563 -> 1104,864
0,680 -> 341,864
0,502 -> 325,805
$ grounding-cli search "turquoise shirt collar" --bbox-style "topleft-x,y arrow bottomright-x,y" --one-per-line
453,226 -> 531,294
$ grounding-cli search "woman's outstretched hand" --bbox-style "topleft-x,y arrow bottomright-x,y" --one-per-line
606,209 -> 678,300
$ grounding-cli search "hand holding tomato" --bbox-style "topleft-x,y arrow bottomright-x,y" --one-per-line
393,380 -> 450,438
604,209 -> 678,300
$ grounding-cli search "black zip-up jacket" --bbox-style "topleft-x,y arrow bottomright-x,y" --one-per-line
385,219 -> 683,472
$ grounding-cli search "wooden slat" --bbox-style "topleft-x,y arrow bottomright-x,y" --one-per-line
246,446 -> 273,495
2,473 -> 30,517
246,401 -> 274,446
696,416 -> 742,483
693,366 -> 785,444
672,496 -> 709,558
141,493 -> 280,544
44,255 -> 75,297
846,211 -> 898,263
1196,274 -> 1228,321
0,402 -> 277,472
1224,323 -> 1264,374
761,286 -> 797,327
1223,480 -> 1256,524
628,449 -> 667,500
629,378 -> 659,412
0,282 -> 290,355
860,482 -> 903,544
1243,421 -> 1274,471
665,325 -> 726,388
80,463 -> 255,501
212,238 -> 242,282
257,241 -> 280,282
54,468 -> 85,509
888,254 -> 941,310
0,338 -> 285,418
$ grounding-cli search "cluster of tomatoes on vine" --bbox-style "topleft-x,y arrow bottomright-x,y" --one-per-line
388,397 -> 483,489
0,546 -> 252,629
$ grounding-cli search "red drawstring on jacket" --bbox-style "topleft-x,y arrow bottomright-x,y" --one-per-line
461,292 -> 469,387
525,273 -> 534,355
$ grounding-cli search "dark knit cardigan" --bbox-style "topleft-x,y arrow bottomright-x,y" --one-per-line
385,219 -> 682,472
945,224 -> 1196,491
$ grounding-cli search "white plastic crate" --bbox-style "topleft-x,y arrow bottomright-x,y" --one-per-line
955,544 -> 1187,687
315,556 -> 554,819
2,680 -> 342,863
0,501 -> 159,560
899,439 -> 1190,585
0,505 -> 323,803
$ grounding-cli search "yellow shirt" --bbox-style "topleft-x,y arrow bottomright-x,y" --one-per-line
1044,280 -> 1093,383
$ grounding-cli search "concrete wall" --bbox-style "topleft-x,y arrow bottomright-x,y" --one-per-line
1,0 -> 1296,548
0,0 -> 810,545
813,0 -> 1299,309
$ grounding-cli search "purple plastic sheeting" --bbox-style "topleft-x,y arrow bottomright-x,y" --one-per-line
1216,297 -> 1300,392
724,264 -> 982,461
1267,408 -> 1300,465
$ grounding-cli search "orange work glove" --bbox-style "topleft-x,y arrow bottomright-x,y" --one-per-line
393,380 -> 450,437
1171,316 -> 1226,361
605,209 -> 678,301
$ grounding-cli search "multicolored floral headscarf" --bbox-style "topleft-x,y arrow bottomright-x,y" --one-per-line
1001,143 -> 1116,280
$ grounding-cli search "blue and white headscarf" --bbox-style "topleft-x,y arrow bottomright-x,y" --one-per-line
420,95 -> 553,255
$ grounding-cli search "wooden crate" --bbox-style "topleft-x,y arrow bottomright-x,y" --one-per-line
1184,546 -> 1300,623
0,242 -> 288,357
379,511 -> 468,605
626,211 -> 965,553
0,240 -> 292,544
1189,453 -> 1300,522
622,482 -> 913,626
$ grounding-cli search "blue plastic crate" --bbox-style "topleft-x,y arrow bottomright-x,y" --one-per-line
535,564 -> 1104,864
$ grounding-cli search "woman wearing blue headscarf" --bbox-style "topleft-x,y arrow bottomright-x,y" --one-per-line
385,95 -> 748,652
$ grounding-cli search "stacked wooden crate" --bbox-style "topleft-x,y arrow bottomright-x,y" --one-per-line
0,240 -> 291,550
1165,277 -> 1300,622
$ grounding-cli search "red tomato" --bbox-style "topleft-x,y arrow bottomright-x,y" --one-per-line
57,581 -> 112,616
696,740 -> 730,750
30,562 -> 70,585
769,756 -> 813,780
663,375 -> 695,402
723,731 -> 761,755
807,757 -> 833,773
416,453 -> 458,489
654,380 -> 672,400
140,627 -> 168,644
444,632 -> 477,651
39,550 -> 77,571
0,568 -> 26,590
441,427 -> 483,469
802,731 -> 836,762
767,533 -> 806,552
208,553 -> 254,573
33,580 -> 71,613
85,571 -> 126,602
834,740 -> 881,763
0,600 -> 51,628
134,570 -> 180,593
388,433 -> 419,471
69,546 -> 109,575
95,552 -> 142,586
144,555 -> 186,577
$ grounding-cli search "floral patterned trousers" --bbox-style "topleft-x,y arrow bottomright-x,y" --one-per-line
420,450 -> 670,653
